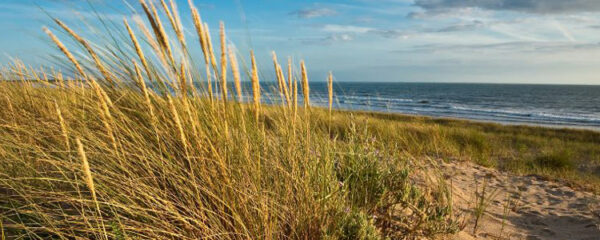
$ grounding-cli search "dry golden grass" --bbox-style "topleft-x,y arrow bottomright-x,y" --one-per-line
219,22 -> 228,102
125,19 -> 155,85
328,72 -> 333,115
76,138 -> 108,239
43,27 -> 87,78
250,50 -> 261,121
53,18 -> 115,85
0,1 -> 523,239
228,45 -> 243,102
300,61 -> 309,109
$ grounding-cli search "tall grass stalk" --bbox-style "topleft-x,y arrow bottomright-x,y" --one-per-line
76,138 -> 108,240
124,19 -> 156,86
190,2 -> 213,101
219,22 -> 228,103
53,19 -> 115,85
287,58 -> 293,98
43,28 -> 87,78
250,50 -> 261,122
300,61 -> 309,109
228,45 -> 243,102
328,72 -> 333,116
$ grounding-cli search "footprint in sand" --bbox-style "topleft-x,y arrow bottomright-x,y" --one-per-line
445,161 -> 600,240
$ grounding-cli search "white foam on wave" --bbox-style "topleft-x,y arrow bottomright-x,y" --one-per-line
329,94 -> 600,126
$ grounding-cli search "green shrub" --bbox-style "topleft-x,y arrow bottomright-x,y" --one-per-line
325,209 -> 381,240
336,125 -> 386,210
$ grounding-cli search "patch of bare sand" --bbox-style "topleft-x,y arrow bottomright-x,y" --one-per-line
440,161 -> 600,240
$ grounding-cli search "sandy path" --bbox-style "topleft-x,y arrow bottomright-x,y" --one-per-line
441,161 -> 600,240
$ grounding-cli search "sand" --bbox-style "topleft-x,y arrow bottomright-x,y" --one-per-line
441,161 -> 600,240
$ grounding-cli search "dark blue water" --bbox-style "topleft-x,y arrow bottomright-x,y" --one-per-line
295,82 -> 600,129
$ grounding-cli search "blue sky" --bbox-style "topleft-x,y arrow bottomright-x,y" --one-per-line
2,0 -> 600,84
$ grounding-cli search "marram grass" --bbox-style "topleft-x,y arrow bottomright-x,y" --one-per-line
2,1 -> 599,239
0,0 -> 457,239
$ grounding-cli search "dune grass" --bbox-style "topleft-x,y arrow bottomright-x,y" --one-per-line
331,111 -> 600,192
0,1 -> 457,239
0,0 -> 598,239
0,81 -> 462,239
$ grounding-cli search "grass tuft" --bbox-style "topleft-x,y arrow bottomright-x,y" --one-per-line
534,150 -> 576,171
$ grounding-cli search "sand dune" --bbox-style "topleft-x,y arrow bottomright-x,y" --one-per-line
443,161 -> 600,240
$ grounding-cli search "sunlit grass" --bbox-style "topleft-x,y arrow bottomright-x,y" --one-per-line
0,0 -> 457,239
0,0 -> 598,239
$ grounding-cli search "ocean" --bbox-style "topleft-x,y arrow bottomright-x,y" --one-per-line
285,82 -> 600,129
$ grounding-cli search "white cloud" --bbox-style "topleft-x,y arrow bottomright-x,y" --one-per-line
327,33 -> 354,41
414,0 -> 600,14
369,29 -> 409,38
322,24 -> 373,33
291,8 -> 337,19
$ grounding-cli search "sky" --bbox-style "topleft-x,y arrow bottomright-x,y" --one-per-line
1,0 -> 600,84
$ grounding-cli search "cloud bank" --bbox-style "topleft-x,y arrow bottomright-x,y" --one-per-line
414,0 -> 600,14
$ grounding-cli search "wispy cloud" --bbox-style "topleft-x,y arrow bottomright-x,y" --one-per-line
299,33 -> 355,45
321,24 -> 408,41
321,24 -> 408,39
553,21 -> 576,42
321,24 -> 372,33
303,24 -> 407,44
436,20 -> 485,32
326,33 -> 354,41
394,41 -> 600,54
369,29 -> 409,38
414,0 -> 600,14
408,7 -> 490,20
291,7 -> 337,19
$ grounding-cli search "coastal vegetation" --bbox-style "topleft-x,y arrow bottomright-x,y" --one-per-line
0,0 -> 598,239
